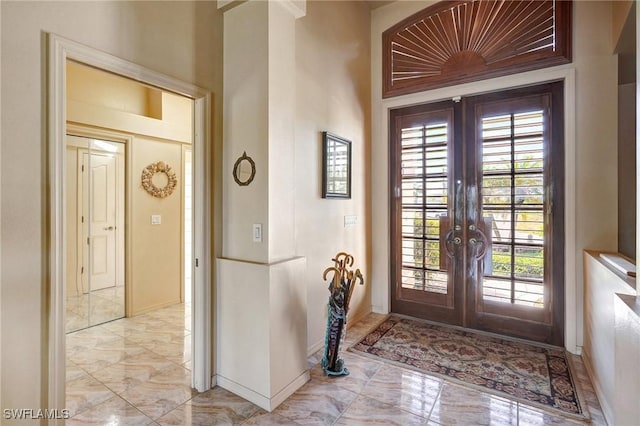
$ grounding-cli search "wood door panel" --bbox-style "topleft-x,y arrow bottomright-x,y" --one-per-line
390,82 -> 564,346
390,100 -> 464,325
464,83 -> 564,346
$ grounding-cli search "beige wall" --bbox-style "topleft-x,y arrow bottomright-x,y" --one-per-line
222,0 -> 269,263
67,63 -> 191,315
130,137 -> 184,314
583,251 -> 636,424
612,0 -> 634,49
370,0 -> 618,353
295,1 -> 371,351
0,0 -> 222,417
67,61 -> 193,144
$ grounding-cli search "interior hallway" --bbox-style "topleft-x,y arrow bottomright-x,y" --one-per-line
66,309 -> 605,425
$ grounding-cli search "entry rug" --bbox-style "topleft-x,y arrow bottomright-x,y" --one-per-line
349,316 -> 587,420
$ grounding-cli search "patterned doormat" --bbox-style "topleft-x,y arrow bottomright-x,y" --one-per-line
349,315 -> 587,420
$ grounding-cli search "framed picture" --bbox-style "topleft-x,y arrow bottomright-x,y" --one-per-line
322,132 -> 351,199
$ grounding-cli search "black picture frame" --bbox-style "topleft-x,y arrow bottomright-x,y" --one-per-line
322,132 -> 351,199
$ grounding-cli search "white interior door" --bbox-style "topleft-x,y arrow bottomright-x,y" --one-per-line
82,151 -> 118,291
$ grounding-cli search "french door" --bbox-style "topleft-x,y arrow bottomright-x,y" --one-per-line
390,82 -> 564,346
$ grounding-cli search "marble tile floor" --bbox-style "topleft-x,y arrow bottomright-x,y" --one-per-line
67,307 -> 606,425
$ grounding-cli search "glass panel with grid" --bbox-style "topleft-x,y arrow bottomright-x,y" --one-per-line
481,111 -> 545,308
400,123 -> 449,294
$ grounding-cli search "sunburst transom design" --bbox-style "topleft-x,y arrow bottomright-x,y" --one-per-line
383,0 -> 572,98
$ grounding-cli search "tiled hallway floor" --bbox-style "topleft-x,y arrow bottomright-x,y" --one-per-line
66,305 -> 606,425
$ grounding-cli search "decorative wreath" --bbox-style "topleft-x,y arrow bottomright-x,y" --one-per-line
141,161 -> 178,198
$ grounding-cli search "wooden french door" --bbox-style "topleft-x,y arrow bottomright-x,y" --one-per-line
390,82 -> 564,346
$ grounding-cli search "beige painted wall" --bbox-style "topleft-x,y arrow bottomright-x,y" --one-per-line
222,0 -> 269,263
67,63 -> 191,315
582,251 -> 636,424
68,61 -> 157,118
370,1 -> 618,353
0,1 -> 222,417
65,133 -> 185,316
67,62 -> 193,144
612,0 -> 634,49
295,1 -> 372,352
130,137 -> 184,314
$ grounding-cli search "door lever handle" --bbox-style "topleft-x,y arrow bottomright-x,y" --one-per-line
103,226 -> 114,231
469,226 -> 488,260
444,229 -> 461,257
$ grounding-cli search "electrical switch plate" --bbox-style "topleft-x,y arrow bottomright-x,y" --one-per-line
252,223 -> 262,242
151,215 -> 161,225
344,215 -> 358,226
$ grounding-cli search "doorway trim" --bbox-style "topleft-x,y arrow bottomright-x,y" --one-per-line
47,34 -> 213,411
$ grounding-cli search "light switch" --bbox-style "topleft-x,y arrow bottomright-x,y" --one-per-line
344,215 -> 358,226
151,215 -> 161,225
252,223 -> 262,242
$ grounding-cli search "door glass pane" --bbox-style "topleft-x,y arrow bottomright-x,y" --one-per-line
400,123 -> 449,294
480,111 -> 545,308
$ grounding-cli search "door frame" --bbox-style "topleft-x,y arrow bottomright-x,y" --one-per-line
372,66 -> 578,352
47,34 -> 213,411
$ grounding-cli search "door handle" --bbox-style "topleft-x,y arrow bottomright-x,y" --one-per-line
103,226 -> 114,231
444,180 -> 464,257
469,225 -> 488,260
444,229 -> 461,256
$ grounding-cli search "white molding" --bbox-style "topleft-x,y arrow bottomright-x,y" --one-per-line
217,371 -> 310,412
278,0 -> 307,19
47,32 -> 67,416
219,0 -> 307,18
193,94 -> 213,391
47,33 -> 214,416
373,65 -> 579,353
307,339 -> 324,357
583,350 -> 614,425
563,69 -> 579,354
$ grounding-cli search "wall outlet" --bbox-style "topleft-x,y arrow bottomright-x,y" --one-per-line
252,223 -> 262,242
344,215 -> 358,226
151,214 -> 161,225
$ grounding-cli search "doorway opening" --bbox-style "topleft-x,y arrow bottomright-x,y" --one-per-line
48,34 -> 212,411
390,81 -> 565,346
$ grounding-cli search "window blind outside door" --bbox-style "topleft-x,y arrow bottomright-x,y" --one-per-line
400,122 -> 449,294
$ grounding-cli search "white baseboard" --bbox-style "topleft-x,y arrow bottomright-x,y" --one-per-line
307,340 -> 324,357
217,370 -> 310,412
582,351 -> 614,425
371,305 -> 387,314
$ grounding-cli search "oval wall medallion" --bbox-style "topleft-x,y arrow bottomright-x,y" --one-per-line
233,151 -> 256,186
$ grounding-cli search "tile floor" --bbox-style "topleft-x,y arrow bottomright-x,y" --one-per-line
66,304 -> 606,425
